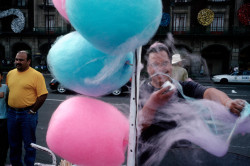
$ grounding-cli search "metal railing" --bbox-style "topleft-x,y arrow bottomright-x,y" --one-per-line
174,0 -> 191,2
207,0 -> 230,2
0,27 -> 70,35
32,27 -> 70,35
156,26 -> 250,36
1,25 -> 249,37
30,143 -> 56,166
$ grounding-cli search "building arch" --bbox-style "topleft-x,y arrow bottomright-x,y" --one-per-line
31,43 -> 50,70
11,42 -> 32,59
239,45 -> 250,71
201,44 -> 231,76
39,43 -> 50,56
175,44 -> 193,53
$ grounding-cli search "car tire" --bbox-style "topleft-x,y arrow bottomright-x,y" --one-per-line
57,84 -> 67,93
220,78 -> 228,84
112,89 -> 122,96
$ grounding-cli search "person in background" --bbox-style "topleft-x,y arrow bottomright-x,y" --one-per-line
6,51 -> 48,166
0,69 -> 9,166
171,53 -> 189,81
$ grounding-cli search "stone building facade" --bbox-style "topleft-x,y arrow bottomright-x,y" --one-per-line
0,0 -> 71,71
0,0 -> 249,76
154,0 -> 250,76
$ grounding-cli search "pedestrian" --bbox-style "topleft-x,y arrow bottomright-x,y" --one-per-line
6,51 -> 48,166
234,66 -> 239,72
171,53 -> 189,81
0,69 -> 9,166
229,66 -> 233,74
138,42 -> 246,165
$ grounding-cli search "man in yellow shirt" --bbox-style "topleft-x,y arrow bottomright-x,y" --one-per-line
6,51 -> 48,166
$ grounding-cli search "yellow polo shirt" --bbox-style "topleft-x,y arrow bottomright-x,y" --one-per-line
6,67 -> 48,108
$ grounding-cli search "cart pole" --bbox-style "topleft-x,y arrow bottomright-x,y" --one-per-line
126,46 -> 142,166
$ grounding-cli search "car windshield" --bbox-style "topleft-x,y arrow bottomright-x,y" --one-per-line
231,71 -> 243,76
243,71 -> 250,75
231,72 -> 238,76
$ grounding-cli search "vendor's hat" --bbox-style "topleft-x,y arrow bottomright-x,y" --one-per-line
172,54 -> 182,64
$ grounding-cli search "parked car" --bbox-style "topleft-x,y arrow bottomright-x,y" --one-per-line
211,70 -> 250,83
49,78 -> 131,95
111,79 -> 131,96
49,79 -> 68,94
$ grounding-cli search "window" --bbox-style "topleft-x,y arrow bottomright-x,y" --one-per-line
210,13 -> 224,32
47,0 -> 53,5
231,72 -> 238,76
175,0 -> 188,2
173,13 -> 187,32
17,0 -> 26,6
45,15 -> 55,32
209,0 -> 226,2
44,0 -> 53,5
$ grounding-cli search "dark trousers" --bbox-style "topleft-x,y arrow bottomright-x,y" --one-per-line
7,107 -> 38,166
0,119 -> 9,166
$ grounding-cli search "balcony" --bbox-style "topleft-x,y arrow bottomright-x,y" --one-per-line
207,0 -> 231,5
0,27 -> 70,36
156,26 -> 250,37
173,0 -> 191,3
207,0 -> 230,2
171,0 -> 191,6
38,3 -> 55,10
33,27 -> 70,35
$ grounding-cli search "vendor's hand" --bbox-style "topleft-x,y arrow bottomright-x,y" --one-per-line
140,86 -> 176,130
225,99 -> 246,116
145,86 -> 175,110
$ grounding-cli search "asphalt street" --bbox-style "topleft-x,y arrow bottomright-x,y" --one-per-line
4,74 -> 250,165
